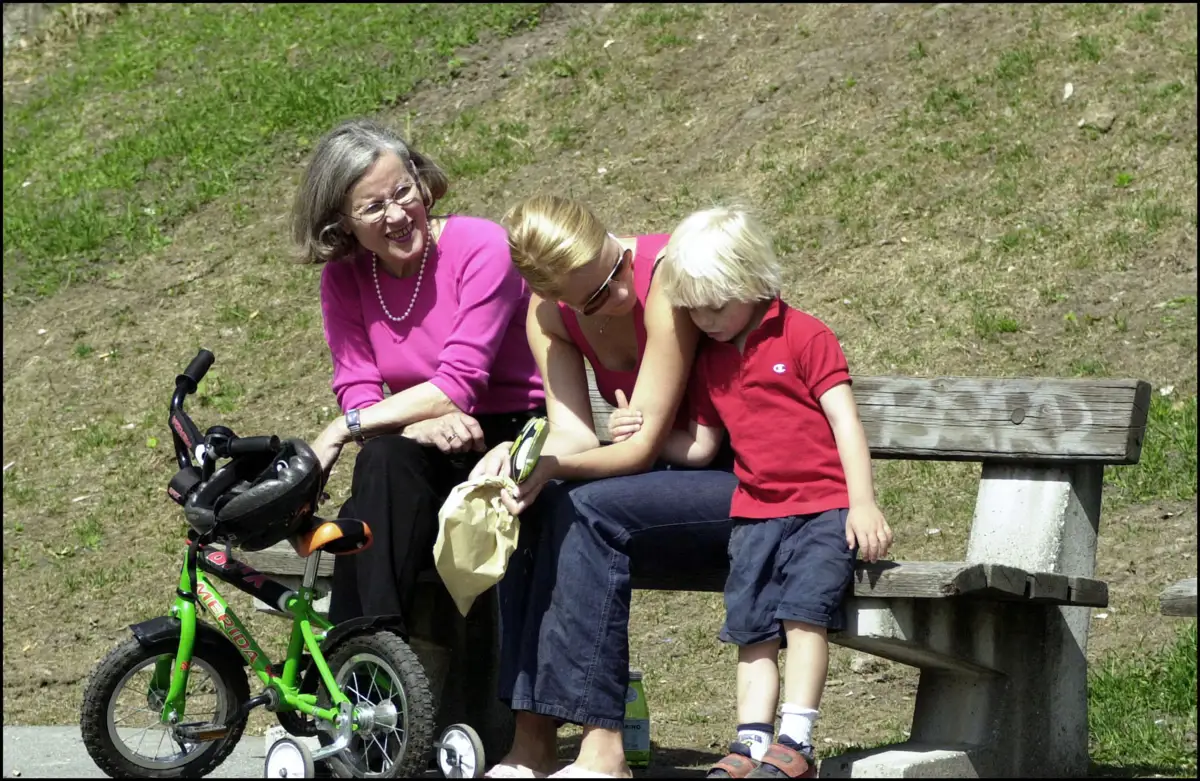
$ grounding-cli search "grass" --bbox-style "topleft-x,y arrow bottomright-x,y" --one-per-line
2,1 -> 1196,765
1090,622 -> 1198,777
1108,394 -> 1198,506
2,2 -> 544,300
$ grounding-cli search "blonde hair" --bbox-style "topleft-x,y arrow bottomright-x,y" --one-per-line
502,195 -> 607,299
660,206 -> 782,309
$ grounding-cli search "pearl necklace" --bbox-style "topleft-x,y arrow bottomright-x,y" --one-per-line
371,236 -> 429,323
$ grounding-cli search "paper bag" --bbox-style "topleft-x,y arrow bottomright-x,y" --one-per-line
434,475 -> 521,617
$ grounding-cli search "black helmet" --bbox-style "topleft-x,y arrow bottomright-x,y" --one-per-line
183,438 -> 323,552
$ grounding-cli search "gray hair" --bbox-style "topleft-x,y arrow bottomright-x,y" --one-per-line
291,118 -> 450,264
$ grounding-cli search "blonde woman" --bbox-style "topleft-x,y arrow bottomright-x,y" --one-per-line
470,196 -> 737,778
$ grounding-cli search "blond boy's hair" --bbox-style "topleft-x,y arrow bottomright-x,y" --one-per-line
502,195 -> 607,299
660,206 -> 782,309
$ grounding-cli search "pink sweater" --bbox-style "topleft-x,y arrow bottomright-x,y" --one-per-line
320,215 -> 544,416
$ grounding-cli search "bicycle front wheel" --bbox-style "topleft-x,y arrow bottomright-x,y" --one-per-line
81,636 -> 250,778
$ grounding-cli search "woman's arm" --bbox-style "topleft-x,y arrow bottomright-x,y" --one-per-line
468,295 -> 600,487
552,272 -> 700,480
320,261 -> 388,414
528,295 -> 603,456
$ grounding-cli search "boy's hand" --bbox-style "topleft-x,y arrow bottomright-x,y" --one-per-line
608,389 -> 643,443
846,503 -> 893,563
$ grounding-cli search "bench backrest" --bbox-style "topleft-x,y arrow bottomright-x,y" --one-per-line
588,366 -> 1151,594
587,368 -> 1151,465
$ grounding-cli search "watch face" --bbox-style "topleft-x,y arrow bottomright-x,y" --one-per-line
509,417 -> 548,484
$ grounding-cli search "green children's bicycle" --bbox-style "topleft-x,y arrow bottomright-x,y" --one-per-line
79,349 -> 489,778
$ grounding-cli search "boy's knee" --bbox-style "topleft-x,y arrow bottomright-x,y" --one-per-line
737,638 -> 782,660
781,619 -> 828,637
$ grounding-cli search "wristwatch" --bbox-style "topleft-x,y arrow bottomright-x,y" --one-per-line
345,408 -> 366,445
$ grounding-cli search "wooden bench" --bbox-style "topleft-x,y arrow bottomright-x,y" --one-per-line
245,370 -> 1151,778
1160,577 -> 1198,617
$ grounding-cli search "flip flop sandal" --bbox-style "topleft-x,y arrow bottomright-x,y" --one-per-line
707,750 -> 760,778
545,764 -> 620,778
483,763 -> 548,779
746,743 -> 816,779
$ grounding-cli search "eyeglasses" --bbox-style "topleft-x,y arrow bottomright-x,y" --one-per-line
579,246 -> 629,316
346,181 -> 422,225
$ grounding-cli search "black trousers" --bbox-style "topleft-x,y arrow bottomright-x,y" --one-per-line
328,409 -> 543,625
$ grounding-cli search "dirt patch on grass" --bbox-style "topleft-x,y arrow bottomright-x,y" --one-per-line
2,2 -> 1195,773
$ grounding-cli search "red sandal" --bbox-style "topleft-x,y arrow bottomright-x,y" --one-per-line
746,743 -> 816,779
707,743 -> 761,778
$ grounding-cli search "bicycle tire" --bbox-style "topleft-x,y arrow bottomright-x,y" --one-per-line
316,629 -> 434,778
81,636 -> 250,779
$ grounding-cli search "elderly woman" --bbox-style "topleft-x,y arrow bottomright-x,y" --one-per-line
292,118 -> 544,627
471,195 -> 737,779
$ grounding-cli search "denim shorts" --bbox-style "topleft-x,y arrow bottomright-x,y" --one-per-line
718,508 -> 856,646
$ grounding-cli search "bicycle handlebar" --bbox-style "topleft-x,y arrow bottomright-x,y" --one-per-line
168,346 -> 285,467
177,349 -> 214,394
223,435 -> 281,459
170,349 -> 214,470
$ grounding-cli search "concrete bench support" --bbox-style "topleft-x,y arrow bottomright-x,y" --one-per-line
822,462 -> 1104,778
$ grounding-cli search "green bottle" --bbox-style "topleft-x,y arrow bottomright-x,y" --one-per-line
623,669 -> 651,768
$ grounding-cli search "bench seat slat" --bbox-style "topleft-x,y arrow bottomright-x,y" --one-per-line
1160,577 -> 1198,617
241,542 -> 334,578
629,560 -> 1108,607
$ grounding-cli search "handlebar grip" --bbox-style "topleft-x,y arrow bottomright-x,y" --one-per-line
176,349 -> 215,393
227,435 -> 281,458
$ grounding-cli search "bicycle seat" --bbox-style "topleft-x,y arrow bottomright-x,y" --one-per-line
290,517 -> 373,558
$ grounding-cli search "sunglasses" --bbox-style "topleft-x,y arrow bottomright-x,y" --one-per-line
580,246 -> 630,316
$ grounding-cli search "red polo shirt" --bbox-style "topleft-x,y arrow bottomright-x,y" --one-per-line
689,298 -> 851,520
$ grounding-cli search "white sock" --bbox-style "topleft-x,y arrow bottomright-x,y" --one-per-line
779,703 -> 819,748
736,723 -> 773,761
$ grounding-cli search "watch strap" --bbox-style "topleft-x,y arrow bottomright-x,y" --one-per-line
345,408 -> 366,445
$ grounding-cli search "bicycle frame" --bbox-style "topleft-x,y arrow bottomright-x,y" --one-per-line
152,540 -> 346,728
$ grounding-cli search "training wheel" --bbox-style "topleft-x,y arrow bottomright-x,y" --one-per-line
436,723 -> 486,778
265,736 -> 315,779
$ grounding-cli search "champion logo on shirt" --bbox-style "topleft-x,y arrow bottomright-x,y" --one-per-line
773,363 -> 787,374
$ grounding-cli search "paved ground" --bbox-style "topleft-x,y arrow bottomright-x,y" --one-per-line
2,726 -> 709,778
2,726 -> 285,778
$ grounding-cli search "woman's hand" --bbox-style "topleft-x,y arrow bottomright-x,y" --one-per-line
608,389 -> 643,443
470,441 -> 514,481
312,418 -> 350,475
404,411 -> 486,454
469,441 -> 555,516
502,454 -> 559,516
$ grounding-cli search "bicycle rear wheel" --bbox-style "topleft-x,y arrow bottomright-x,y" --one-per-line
81,636 -> 249,778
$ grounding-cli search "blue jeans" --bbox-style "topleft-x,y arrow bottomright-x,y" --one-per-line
497,466 -> 737,729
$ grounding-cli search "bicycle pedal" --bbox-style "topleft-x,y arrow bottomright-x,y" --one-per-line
175,721 -> 231,741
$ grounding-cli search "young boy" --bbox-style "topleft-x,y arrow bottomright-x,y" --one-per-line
646,206 -> 892,778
